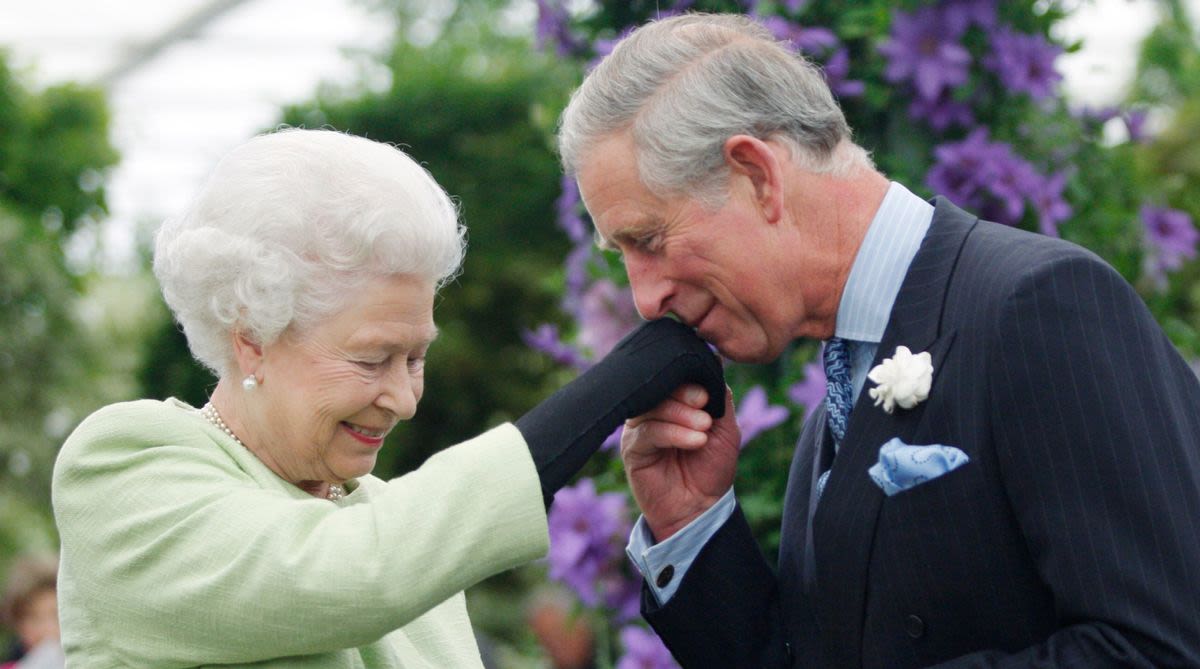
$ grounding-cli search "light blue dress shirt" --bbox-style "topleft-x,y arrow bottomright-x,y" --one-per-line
626,182 -> 934,604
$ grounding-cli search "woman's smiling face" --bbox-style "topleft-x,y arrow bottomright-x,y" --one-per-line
247,273 -> 438,489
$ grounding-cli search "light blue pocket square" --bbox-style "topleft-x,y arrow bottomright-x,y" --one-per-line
868,438 -> 970,496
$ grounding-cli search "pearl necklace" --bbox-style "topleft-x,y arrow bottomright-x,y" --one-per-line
200,402 -> 345,502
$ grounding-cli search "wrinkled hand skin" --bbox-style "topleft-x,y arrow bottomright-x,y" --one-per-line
621,385 -> 740,542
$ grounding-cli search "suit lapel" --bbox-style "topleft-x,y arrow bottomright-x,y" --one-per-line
811,198 -> 978,666
779,401 -> 829,575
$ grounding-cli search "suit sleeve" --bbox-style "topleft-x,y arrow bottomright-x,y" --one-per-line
52,413 -> 548,665
642,504 -> 792,669
936,251 -> 1200,668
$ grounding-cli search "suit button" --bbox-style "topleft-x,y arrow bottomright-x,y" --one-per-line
655,565 -> 675,588
784,641 -> 794,665
905,614 -> 925,639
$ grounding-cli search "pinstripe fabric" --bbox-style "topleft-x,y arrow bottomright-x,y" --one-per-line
644,198 -> 1200,668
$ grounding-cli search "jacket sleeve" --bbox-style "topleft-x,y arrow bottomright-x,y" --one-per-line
52,410 -> 548,666
937,251 -> 1200,668
642,504 -> 792,669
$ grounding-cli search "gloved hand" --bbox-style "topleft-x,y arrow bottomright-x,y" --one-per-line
516,318 -> 725,506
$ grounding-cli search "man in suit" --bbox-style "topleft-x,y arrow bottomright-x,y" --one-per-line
557,13 -> 1200,668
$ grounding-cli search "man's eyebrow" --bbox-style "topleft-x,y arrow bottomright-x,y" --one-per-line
594,228 -> 617,252
594,217 -> 659,252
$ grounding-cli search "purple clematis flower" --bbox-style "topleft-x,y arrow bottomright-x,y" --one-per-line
983,26 -> 1062,101
563,244 -> 594,316
1029,171 -> 1073,237
589,25 -> 637,70
1142,205 -> 1199,273
758,18 -> 861,99
1074,104 -> 1122,125
617,626 -> 680,669
926,128 -> 1000,211
1124,109 -> 1151,144
985,150 -> 1041,225
788,359 -> 827,418
823,48 -> 866,98
556,175 -> 588,244
523,323 -> 588,369
909,92 -> 975,131
737,385 -> 790,447
926,128 -> 1042,226
600,424 -> 624,452
548,479 -> 632,607
577,279 -> 640,359
758,16 -> 838,54
879,6 -> 971,101
601,571 -> 643,623
535,0 -> 582,57
942,0 -> 998,33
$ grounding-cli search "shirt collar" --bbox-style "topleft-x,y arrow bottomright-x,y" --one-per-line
834,181 -> 934,344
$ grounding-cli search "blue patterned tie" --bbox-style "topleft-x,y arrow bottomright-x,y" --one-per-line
823,337 -> 854,448
817,337 -> 854,499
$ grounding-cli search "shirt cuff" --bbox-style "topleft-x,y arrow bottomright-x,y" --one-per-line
625,488 -> 736,605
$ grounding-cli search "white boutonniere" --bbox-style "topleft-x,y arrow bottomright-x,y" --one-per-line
867,346 -> 933,414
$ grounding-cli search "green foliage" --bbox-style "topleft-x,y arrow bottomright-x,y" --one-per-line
1131,0 -> 1200,105
0,204 -> 83,507
137,322 -> 214,409
0,52 -> 119,579
1129,2 -> 1200,351
0,60 -> 116,234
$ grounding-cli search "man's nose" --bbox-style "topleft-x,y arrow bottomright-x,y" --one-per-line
627,257 -> 672,320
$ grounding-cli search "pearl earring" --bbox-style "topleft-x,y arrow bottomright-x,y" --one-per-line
242,375 -> 258,391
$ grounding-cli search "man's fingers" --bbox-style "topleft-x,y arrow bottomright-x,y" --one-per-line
625,395 -> 713,431
674,383 -> 709,408
623,419 -> 709,455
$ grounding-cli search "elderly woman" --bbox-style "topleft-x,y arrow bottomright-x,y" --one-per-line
53,129 -> 723,667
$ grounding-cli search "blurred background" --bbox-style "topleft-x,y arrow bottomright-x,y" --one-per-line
1,0 -> 1198,666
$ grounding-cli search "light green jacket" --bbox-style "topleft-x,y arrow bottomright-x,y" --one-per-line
52,399 -> 549,668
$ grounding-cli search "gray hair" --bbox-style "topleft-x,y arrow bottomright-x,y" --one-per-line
153,128 -> 466,377
558,13 -> 871,203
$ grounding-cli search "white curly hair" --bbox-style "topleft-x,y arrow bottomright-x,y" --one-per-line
153,128 -> 466,376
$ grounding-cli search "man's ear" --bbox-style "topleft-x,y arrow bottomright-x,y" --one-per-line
723,134 -> 784,223
231,329 -> 265,380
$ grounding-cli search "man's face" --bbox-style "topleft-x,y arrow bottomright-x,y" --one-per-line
576,132 -> 804,363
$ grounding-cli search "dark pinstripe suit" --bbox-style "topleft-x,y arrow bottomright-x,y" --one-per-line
644,198 -> 1200,668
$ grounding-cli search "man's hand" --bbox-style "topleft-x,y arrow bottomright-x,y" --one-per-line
517,318 -> 726,506
622,384 -> 741,541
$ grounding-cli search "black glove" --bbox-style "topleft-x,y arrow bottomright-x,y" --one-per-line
516,318 -> 726,506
